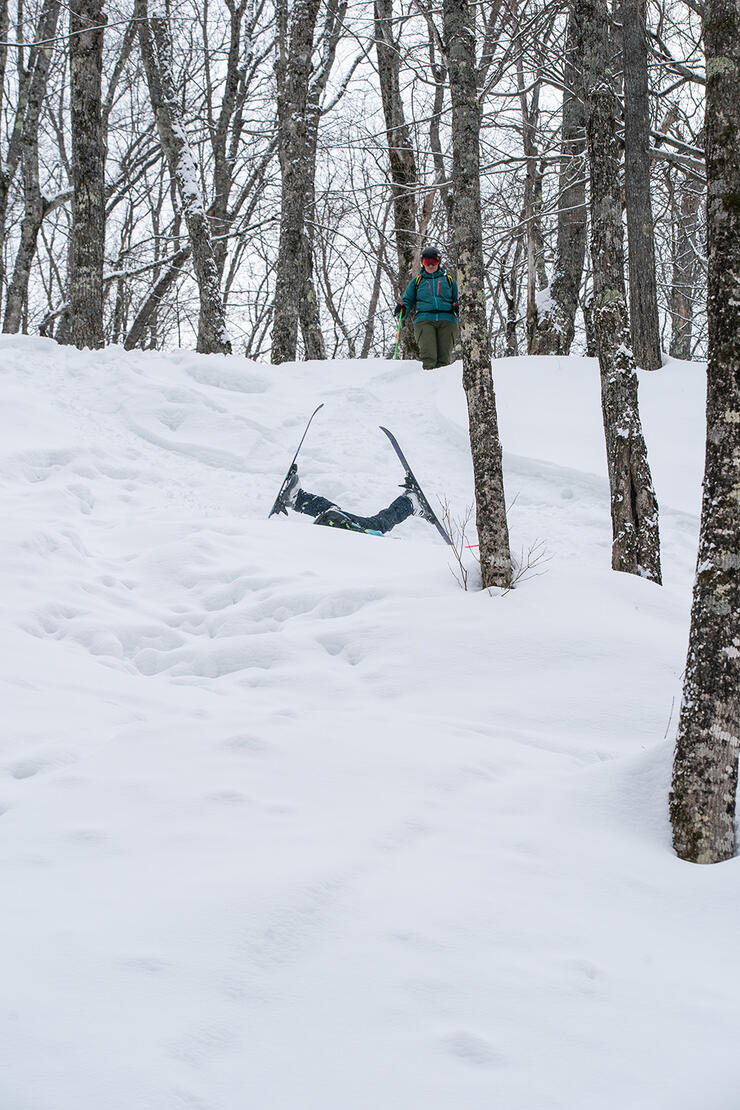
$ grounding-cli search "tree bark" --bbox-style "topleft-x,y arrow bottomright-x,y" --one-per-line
622,0 -> 661,370
670,0 -> 739,864
668,162 -> 703,359
375,0 -> 424,360
68,0 -> 106,349
0,0 -> 60,297
297,0 -> 347,361
576,0 -> 661,583
443,0 -> 512,590
374,0 -> 418,288
136,0 -> 231,354
271,0 -> 322,364
530,3 -> 587,355
2,148 -> 48,332
209,0 -> 249,284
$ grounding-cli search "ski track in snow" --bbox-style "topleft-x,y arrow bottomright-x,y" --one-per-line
1,336 -> 738,1110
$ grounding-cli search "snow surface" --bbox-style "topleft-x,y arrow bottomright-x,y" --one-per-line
1,336 -> 737,1110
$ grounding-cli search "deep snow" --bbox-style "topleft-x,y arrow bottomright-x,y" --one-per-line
1,335 -> 737,1110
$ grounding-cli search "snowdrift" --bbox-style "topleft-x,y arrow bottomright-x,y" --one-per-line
1,335 -> 737,1110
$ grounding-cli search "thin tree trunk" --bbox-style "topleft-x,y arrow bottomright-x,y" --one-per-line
124,245 -> 192,350
576,0 -> 661,583
210,0 -> 247,283
2,148 -> 47,332
443,0 -> 512,590
515,55 -> 542,352
668,163 -> 703,359
271,0 -> 322,364
0,1 -> 8,110
500,233 -> 524,357
68,0 -> 106,349
530,3 -> 587,355
429,60 -> 454,239
0,0 -> 59,296
622,0 -> 661,370
669,0 -> 739,864
136,0 -> 231,354
359,198 -> 391,359
374,0 -> 421,359
374,0 -> 418,288
111,201 -> 134,344
297,0 -> 346,361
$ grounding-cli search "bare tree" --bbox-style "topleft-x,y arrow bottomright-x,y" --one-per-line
67,0 -> 106,349
622,0 -> 661,370
2,0 -> 62,332
0,0 -> 61,305
667,154 -> 703,359
298,0 -> 349,360
135,0 -> 231,354
443,0 -> 512,590
271,0 -> 322,364
576,0 -> 661,583
374,0 -> 417,288
670,0 -> 739,864
530,3 -> 587,355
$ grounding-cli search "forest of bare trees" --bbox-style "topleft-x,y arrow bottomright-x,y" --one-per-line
0,0 -> 707,365
2,1 -> 736,862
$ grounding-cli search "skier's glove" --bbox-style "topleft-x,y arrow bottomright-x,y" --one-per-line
394,303 -> 406,321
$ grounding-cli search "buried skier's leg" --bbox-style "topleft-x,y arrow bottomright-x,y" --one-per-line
336,495 -> 413,534
312,493 -> 415,534
282,468 -> 420,535
281,469 -> 334,518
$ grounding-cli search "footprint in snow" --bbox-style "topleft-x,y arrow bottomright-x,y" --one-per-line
440,1030 -> 505,1068
9,759 -> 45,780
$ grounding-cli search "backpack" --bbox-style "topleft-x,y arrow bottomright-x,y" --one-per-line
415,273 -> 455,292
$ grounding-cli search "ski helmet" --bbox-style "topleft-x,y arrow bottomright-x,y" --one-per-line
421,245 -> 441,261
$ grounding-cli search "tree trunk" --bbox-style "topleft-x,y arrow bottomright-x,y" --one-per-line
124,246 -> 192,350
271,0 -> 322,364
576,0 -> 661,583
68,0 -> 106,349
515,56 -> 543,352
0,0 -> 60,297
668,163 -> 703,360
622,0 -> 661,370
374,0 -> 418,288
136,0 -> 231,355
210,0 -> 247,284
374,0 -> 421,359
360,223 -> 388,359
669,0 -> 739,864
530,3 -> 587,355
2,149 -> 47,332
0,1 -> 8,108
443,0 -> 512,591
297,1 -> 346,362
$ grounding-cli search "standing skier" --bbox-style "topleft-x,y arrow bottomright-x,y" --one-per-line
396,246 -> 459,370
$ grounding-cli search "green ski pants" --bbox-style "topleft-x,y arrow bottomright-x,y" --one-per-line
413,320 -> 459,370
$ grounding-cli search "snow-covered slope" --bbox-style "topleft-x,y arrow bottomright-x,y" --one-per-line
1,335 -> 737,1110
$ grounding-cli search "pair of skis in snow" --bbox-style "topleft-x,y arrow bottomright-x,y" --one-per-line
268,403 -> 452,546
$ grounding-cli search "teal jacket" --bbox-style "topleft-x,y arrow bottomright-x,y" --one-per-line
401,266 -> 458,324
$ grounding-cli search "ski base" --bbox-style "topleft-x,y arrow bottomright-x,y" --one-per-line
269,403 -> 324,517
379,426 -> 452,546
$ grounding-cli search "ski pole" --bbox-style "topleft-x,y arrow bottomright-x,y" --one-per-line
393,310 -> 403,359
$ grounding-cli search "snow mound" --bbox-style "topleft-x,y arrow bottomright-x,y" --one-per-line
2,336 -> 737,1110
